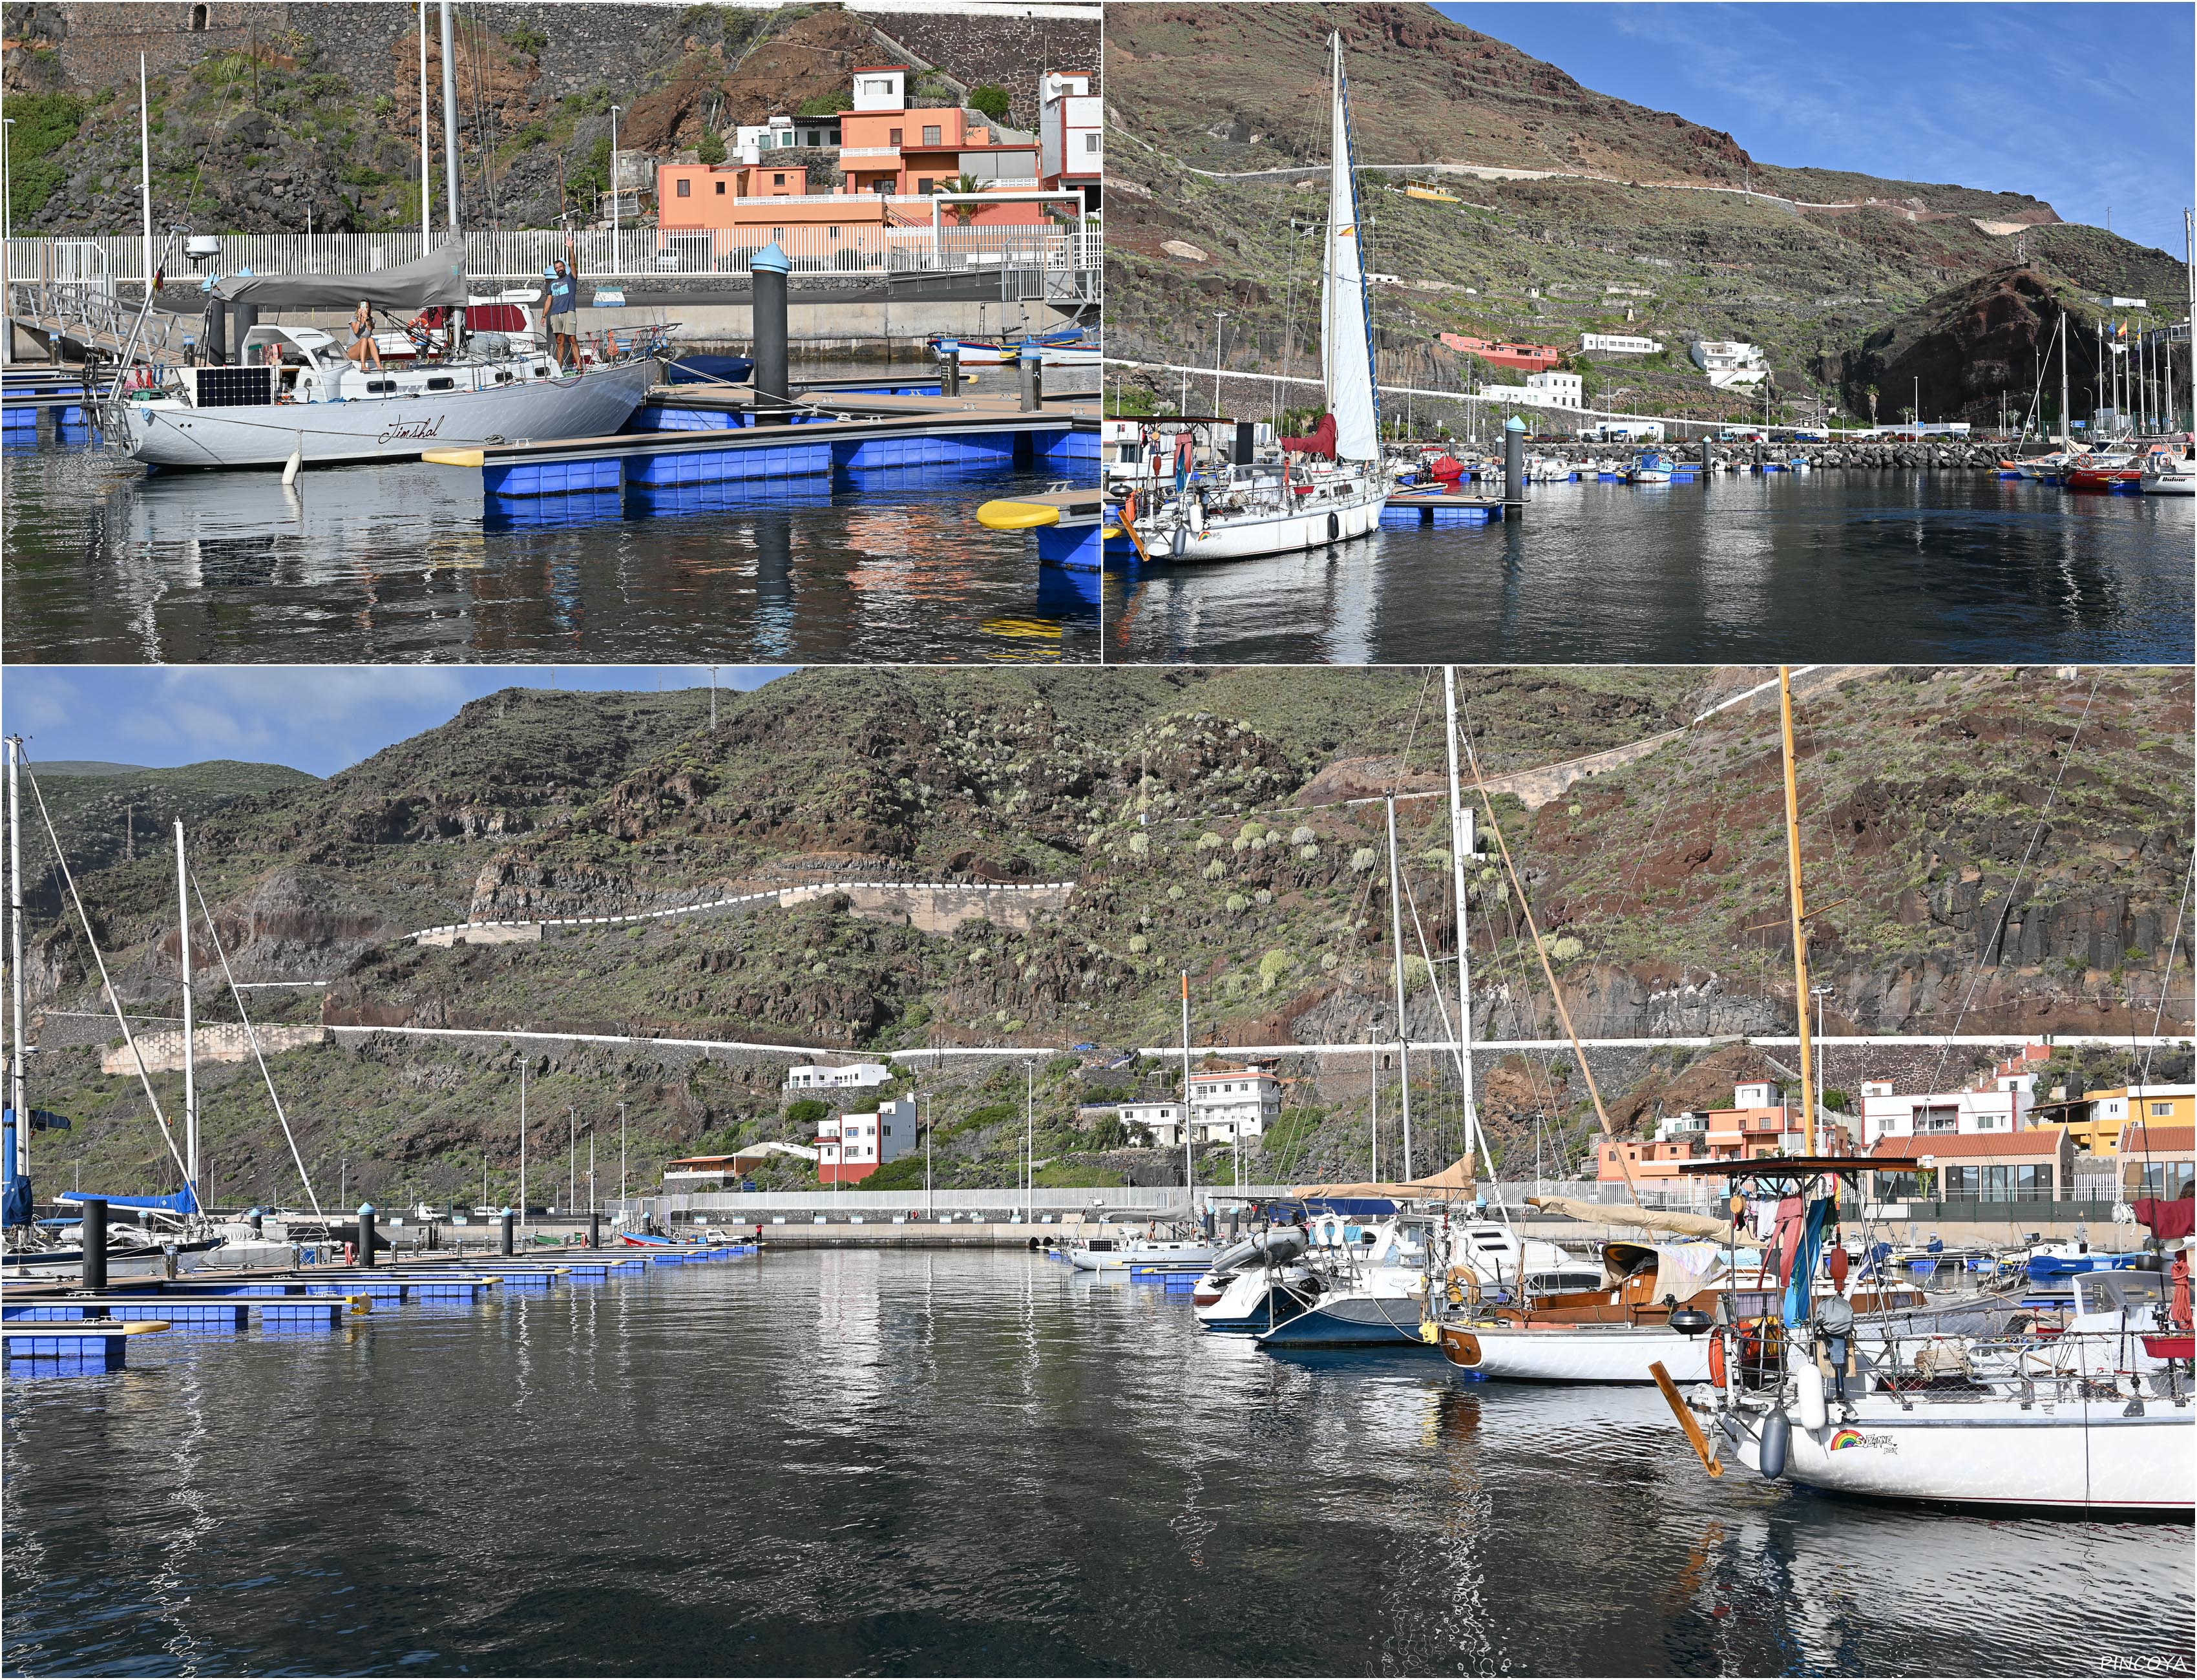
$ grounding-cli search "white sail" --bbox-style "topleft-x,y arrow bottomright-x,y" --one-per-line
1321,33 -> 1380,461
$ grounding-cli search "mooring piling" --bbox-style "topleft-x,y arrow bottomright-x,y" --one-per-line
752,242 -> 790,426
79,1197 -> 108,1300
358,1203 -> 377,1270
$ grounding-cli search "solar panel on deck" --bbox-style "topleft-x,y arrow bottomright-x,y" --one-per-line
196,366 -> 273,407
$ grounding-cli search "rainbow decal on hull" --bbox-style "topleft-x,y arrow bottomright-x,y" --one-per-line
1828,1427 -> 1867,1451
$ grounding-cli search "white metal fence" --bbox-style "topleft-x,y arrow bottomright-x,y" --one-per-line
5,227 -> 1100,285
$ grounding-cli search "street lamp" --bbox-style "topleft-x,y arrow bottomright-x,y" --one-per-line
1812,985 -> 1834,1125
609,105 -> 622,275
2,118 -> 14,372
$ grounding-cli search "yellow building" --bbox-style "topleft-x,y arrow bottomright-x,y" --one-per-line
2041,1085 -> 2195,1154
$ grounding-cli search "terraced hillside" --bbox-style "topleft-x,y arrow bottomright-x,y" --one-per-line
14,666 -> 2191,1208
1104,3 -> 2185,428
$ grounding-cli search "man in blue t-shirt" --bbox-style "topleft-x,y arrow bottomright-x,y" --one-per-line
546,259 -> 578,368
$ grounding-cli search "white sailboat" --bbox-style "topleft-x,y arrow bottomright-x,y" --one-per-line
1119,32 -> 1389,562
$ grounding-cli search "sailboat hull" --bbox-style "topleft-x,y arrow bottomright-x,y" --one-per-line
117,359 -> 658,470
1257,1291 -> 1428,1348
1147,485 -> 1389,562
1716,1398 -> 2195,1515
1444,1321 -> 1713,1383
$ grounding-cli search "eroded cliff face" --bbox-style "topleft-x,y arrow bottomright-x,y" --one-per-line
18,668 -> 2189,1203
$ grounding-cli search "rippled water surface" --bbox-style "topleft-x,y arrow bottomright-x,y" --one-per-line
5,1250 -> 2189,1676
5,426 -> 2189,663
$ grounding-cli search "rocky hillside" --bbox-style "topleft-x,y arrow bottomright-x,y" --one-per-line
1104,3 -> 2185,428
1,2 -> 1097,235
14,666 -> 2191,1208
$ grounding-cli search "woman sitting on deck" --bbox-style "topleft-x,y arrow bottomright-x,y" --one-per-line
346,301 -> 383,371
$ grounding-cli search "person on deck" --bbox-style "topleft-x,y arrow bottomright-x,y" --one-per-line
547,260 -> 580,369
347,300 -> 383,370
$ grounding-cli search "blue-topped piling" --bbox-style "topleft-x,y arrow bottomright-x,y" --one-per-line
752,242 -> 790,426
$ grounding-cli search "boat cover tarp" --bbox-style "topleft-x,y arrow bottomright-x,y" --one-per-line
1,1175 -> 28,1228
1294,1153 -> 1476,1202
1528,1194 -> 1754,1243
59,1188 -> 200,1215
211,244 -> 467,311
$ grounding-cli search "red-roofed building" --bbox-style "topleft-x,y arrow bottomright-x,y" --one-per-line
2114,1122 -> 2195,1200
1869,1128 -> 2072,1206
1440,333 -> 1561,371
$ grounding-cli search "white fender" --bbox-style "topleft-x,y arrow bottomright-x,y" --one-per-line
1794,1356 -> 1828,1433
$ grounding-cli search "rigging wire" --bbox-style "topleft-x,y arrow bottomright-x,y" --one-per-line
20,761 -> 195,1198
186,861 -> 326,1217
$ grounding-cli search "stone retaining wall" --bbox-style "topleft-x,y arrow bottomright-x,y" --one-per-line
101,1023 -> 329,1074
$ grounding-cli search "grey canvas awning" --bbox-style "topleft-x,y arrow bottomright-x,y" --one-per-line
210,242 -> 467,310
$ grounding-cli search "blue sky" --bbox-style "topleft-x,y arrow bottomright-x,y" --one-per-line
1,667 -> 795,778
1437,3 -> 2194,257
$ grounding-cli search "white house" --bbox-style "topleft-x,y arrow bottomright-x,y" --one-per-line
850,66 -> 907,112
784,1062 -> 894,1094
817,1097 -> 918,1184
1121,1102 -> 1184,1146
1581,333 -> 1663,355
734,114 -> 843,163
1040,70 -> 1100,204
1477,370 -> 1582,412
1690,341 -> 1767,388
1858,1074 -> 2037,1148
1190,1066 -> 1283,1142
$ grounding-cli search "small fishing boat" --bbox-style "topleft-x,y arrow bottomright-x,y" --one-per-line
2065,456 -> 2144,493
1627,452 -> 1673,484
929,327 -> 1091,368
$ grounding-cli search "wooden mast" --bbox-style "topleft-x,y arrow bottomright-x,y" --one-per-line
1778,667 -> 1817,1155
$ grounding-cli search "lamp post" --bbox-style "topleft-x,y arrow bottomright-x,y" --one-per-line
609,104 -> 622,275
1813,985 -> 1834,1133
3,117 -> 15,371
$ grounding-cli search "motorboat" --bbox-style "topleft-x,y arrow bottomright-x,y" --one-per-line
104,246 -> 660,470
1066,1235 -> 1217,1272
2139,441 -> 2196,495
929,326 -> 1091,368
1627,452 -> 1674,484
2065,455 -> 2144,493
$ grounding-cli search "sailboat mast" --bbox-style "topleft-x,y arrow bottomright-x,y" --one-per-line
6,739 -> 25,1175
419,2 -> 432,247
439,1 -> 460,232
1179,972 -> 1195,1207
1385,795 -> 1413,1179
1443,667 -> 1500,1213
1778,669 -> 1818,1155
2059,311 -> 2070,452
176,819 -> 198,1210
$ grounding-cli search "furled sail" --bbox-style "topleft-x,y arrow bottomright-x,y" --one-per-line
1320,33 -> 1381,461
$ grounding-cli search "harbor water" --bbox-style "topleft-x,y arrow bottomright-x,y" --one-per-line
4,1250 -> 2189,1676
3,434 -> 2189,665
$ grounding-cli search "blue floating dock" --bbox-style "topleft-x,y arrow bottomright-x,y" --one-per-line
430,389 -> 1097,501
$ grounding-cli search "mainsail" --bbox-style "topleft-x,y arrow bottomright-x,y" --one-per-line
1320,33 -> 1381,461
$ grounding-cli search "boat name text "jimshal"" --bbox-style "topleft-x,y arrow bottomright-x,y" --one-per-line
376,416 -> 446,445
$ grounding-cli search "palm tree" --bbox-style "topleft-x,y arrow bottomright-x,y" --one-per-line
1864,384 -> 1879,428
939,173 -> 985,227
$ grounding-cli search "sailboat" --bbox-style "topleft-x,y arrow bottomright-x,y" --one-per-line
1109,33 -> 1389,562
1647,676 -> 2197,1515
101,6 -> 658,472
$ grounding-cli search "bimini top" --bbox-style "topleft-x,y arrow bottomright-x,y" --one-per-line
1676,1155 -> 1914,1180
211,242 -> 468,311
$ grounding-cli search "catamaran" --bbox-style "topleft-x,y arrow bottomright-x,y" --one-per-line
1109,32 -> 1389,562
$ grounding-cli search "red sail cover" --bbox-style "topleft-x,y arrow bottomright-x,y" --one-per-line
1282,413 -> 1338,458
2132,1196 -> 2196,1240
